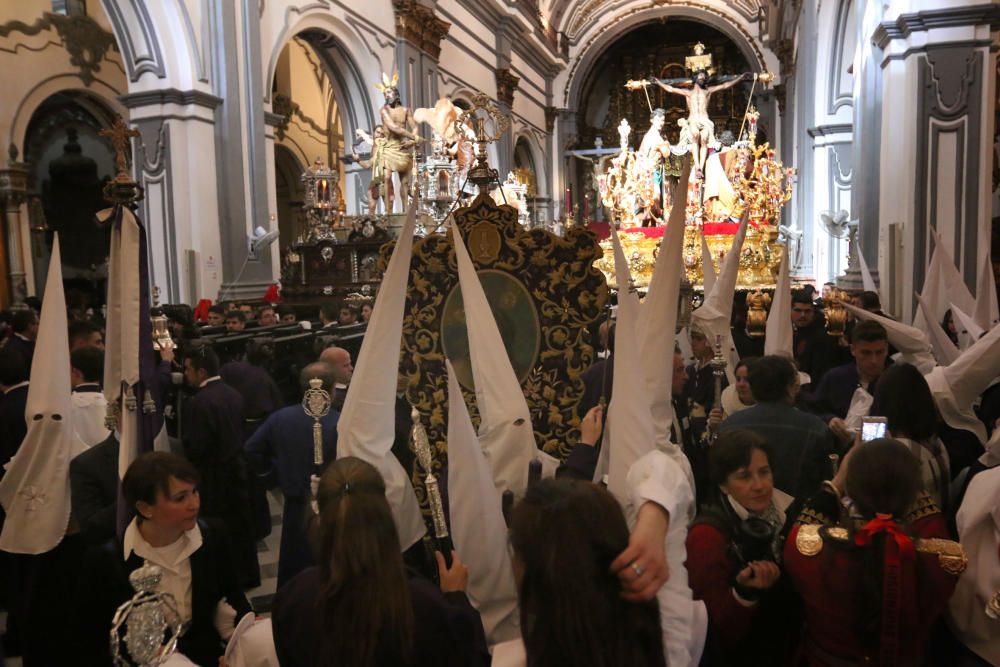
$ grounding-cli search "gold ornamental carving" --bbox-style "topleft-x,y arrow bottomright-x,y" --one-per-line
495,68 -> 520,107
383,192 -> 608,496
392,0 -> 451,60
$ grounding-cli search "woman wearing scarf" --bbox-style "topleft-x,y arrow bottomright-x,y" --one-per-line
785,438 -> 966,666
685,429 -> 800,665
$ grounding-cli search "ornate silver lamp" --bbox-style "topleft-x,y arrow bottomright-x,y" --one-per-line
301,157 -> 340,242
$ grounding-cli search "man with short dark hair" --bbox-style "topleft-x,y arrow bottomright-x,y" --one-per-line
182,345 -> 259,587
6,309 -> 39,367
70,346 -> 109,448
811,320 -> 890,440
685,326 -> 727,443
257,305 -> 277,327
68,320 -> 105,352
244,361 -> 340,586
224,310 -> 246,332
277,305 -> 297,324
206,304 -> 226,326
718,355 -> 836,501
337,305 -> 358,326
791,289 -> 844,383
318,303 -> 338,329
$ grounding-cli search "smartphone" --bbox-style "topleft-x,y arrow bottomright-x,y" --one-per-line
861,416 -> 888,442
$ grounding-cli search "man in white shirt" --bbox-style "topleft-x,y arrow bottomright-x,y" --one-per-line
70,346 -> 109,448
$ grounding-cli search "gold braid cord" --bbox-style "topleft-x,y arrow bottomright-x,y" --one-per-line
382,192 -> 608,508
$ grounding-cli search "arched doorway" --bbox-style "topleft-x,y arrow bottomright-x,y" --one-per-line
274,145 -> 304,248
22,90 -> 118,309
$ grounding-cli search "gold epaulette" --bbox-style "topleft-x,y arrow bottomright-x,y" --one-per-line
795,506 -> 835,527
904,491 -> 940,523
795,526 -> 968,575
795,524 -> 849,556
915,538 -> 968,575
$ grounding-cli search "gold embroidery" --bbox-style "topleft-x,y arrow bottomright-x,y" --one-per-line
796,507 -> 834,527
796,524 -> 823,556
905,492 -> 939,523
916,538 -> 968,575
826,527 -> 849,541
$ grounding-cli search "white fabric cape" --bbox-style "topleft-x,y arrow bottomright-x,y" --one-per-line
764,244 -> 793,357
951,303 -> 984,343
336,202 -> 426,550
947,465 -> 1000,666
858,246 -> 877,293
0,235 -> 83,553
451,216 -> 555,496
445,360 -> 520,645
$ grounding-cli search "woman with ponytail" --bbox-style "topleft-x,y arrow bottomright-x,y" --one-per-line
269,456 -> 489,667
785,438 -> 967,666
492,477 -> 666,667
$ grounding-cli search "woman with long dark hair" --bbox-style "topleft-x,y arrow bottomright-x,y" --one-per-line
269,456 -> 488,667
493,477 -> 666,667
785,439 -> 966,665
871,363 -> 951,509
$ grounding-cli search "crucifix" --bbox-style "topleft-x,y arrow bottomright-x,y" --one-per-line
99,116 -> 140,177
99,115 -> 144,205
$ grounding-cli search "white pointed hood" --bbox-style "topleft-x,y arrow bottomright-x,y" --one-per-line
974,249 -> 999,332
913,231 -> 976,338
598,224 -> 656,501
914,291 -> 960,366
637,162 -> 691,463
842,302 -> 937,374
691,212 -> 749,383
0,235 -> 81,553
445,360 -> 520,645
951,303 -> 984,344
336,202 -> 426,550
925,323 -> 1000,444
858,247 -> 877,294
700,232 -> 717,296
764,244 -> 793,358
451,219 -> 553,496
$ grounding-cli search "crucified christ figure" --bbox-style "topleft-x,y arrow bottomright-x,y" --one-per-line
628,69 -> 751,181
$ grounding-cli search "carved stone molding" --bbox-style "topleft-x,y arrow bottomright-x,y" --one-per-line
0,12 -> 117,86
0,163 -> 29,206
392,0 -> 451,61
774,38 -> 795,78
544,106 -> 558,133
495,68 -> 520,108
874,4 -> 1000,49
119,88 -> 222,110
774,83 -> 787,115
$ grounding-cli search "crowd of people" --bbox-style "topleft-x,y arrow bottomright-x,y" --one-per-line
0,275 -> 998,667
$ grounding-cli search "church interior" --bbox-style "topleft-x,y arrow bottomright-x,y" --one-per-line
0,1 -> 999,666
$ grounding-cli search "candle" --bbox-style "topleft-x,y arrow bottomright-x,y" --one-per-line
565,186 -> 571,215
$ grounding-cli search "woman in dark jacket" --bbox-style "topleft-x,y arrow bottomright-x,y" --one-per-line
685,429 -> 801,666
270,456 -> 489,667
75,452 -> 252,667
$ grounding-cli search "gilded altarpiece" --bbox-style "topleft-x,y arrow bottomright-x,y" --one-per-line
381,194 -> 608,495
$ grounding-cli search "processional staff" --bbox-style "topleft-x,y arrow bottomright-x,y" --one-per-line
411,407 -> 454,565
705,334 -> 727,444
302,377 -> 332,514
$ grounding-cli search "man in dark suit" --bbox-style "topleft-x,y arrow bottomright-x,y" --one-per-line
182,345 -> 260,588
0,348 -> 30,472
719,355 -> 837,502
3,309 -> 38,369
69,432 -> 119,544
245,362 -> 339,587
792,290 -> 845,384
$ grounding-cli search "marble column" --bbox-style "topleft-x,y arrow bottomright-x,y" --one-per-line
0,158 -> 28,306
875,3 -> 1000,319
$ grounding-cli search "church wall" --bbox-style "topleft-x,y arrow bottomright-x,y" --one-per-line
875,2 -> 999,321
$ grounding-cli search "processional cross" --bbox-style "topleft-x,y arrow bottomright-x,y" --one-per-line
99,115 -> 144,204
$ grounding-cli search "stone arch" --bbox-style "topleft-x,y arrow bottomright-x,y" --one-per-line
274,144 -> 305,248
263,13 -> 377,141
563,6 -> 772,110
10,75 -> 126,158
513,131 -> 548,197
99,0 -> 202,88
